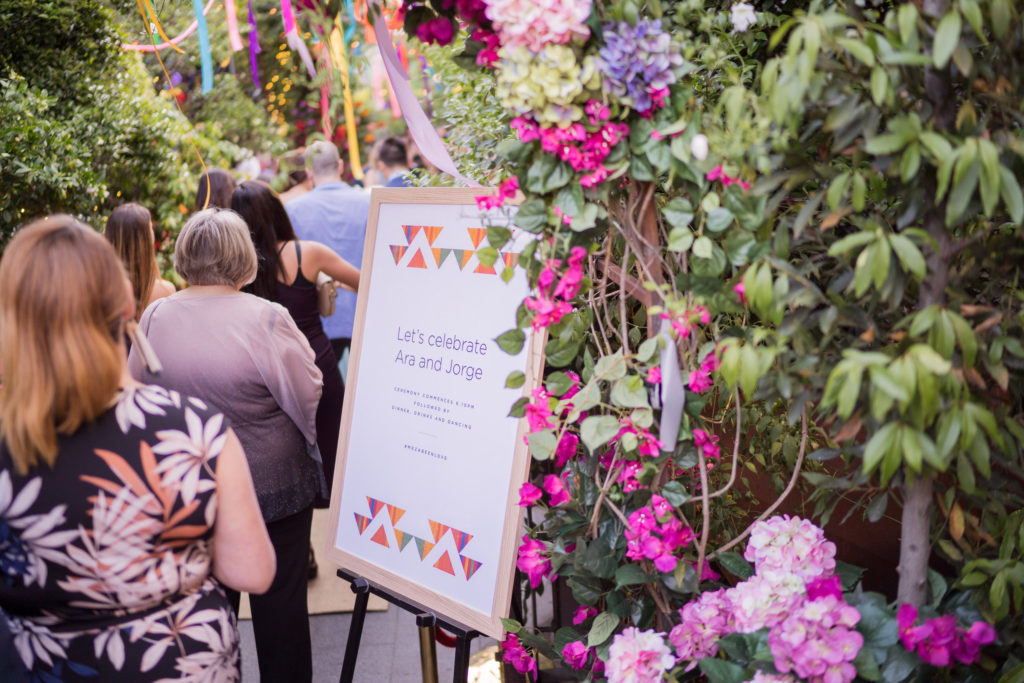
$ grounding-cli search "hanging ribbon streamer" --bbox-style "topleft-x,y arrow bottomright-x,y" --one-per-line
192,0 -> 214,92
136,0 -> 184,52
224,0 -> 244,51
329,16 -> 364,180
370,52 -> 386,110
418,54 -> 433,119
368,0 -> 479,186
658,327 -> 685,452
126,0 -> 216,51
281,0 -> 317,78
247,0 -> 262,89
343,0 -> 357,44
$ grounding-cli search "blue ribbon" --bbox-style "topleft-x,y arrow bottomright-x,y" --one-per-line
193,0 -> 213,92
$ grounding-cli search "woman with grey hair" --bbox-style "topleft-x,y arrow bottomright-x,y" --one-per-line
128,208 -> 324,682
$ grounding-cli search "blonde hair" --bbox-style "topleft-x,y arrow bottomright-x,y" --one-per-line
174,208 -> 258,287
105,203 -> 156,321
0,216 -> 128,474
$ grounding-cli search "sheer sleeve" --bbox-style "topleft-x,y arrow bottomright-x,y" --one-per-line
251,303 -> 324,446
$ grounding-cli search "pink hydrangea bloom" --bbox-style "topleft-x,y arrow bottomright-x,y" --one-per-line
573,605 -> 598,625
500,633 -> 537,675
668,588 -> 733,667
484,0 -> 592,52
516,535 -> 553,588
748,673 -> 797,683
605,627 -> 675,683
769,594 -> 863,683
562,640 -> 590,670
543,474 -> 570,506
518,482 -> 543,506
805,575 -> 843,602
744,515 -> 837,581
726,573 -> 804,633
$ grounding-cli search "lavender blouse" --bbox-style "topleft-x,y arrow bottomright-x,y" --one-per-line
128,290 -> 325,522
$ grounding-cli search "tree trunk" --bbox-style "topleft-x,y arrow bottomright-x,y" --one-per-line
897,475 -> 934,604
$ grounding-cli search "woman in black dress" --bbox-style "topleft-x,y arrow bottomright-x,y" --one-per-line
231,181 -> 360,504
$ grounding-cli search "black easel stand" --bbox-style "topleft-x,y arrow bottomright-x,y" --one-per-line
337,570 -> 480,683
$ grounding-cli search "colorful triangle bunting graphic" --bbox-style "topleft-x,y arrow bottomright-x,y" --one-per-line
428,520 -> 449,542
395,530 -> 415,551
367,497 -> 386,518
459,250 -> 475,270
354,513 -> 372,535
430,248 -> 445,267
423,225 -> 444,245
502,252 -> 518,268
386,504 -> 406,526
467,227 -> 487,248
407,248 -> 428,269
450,530 -> 474,552
415,537 -> 435,559
433,551 -> 456,576
460,555 -> 483,580
390,245 -> 407,264
474,261 -> 496,275
403,225 -> 424,244
370,525 -> 390,548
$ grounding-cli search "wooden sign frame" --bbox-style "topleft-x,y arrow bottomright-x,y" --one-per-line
324,187 -> 543,638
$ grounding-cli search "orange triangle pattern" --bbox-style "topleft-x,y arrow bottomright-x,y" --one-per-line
460,555 -> 483,580
459,250 -> 475,269
423,225 -> 444,245
370,525 -> 390,548
354,513 -> 372,535
502,252 -> 518,268
387,504 -> 406,526
407,248 -> 427,269
474,261 -> 496,275
367,497 -> 386,518
390,245 -> 407,264
467,227 -> 487,248
433,551 -> 456,576
450,529 -> 474,552
428,520 -> 449,542
395,530 -> 415,551
416,538 -> 435,559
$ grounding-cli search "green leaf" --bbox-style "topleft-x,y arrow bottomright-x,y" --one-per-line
610,377 -> 649,408
614,564 -> 649,588
496,328 -> 526,355
949,312 -> 978,368
889,234 -> 926,279
527,429 -> 557,460
663,197 -> 694,229
706,207 -> 734,233
545,371 -> 574,396
739,344 -> 761,399
865,133 -> 909,156
946,154 -> 979,225
933,11 -> 962,69
863,422 -> 899,474
717,551 -> 755,579
852,173 -> 867,212
900,144 -> 921,183
698,659 -> 747,683
827,171 -> 851,211
870,366 -> 910,402
898,3 -> 918,44
514,198 -> 548,233
999,165 -> 1024,225
636,337 -> 659,363
667,227 -> 694,252
828,231 -> 875,257
594,351 -> 627,380
978,139 -> 1001,216
570,202 -> 600,232
853,646 -> 882,682
870,66 -> 888,106
581,415 -> 622,453
505,371 -> 526,389
838,37 -> 875,66
587,612 -> 619,647
959,0 -> 984,38
692,235 -> 714,259
501,618 -> 523,634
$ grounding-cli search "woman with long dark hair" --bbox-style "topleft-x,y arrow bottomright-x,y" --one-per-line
104,203 -> 175,318
230,180 -> 359,506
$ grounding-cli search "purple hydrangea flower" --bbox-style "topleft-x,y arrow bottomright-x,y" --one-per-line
598,18 -> 683,111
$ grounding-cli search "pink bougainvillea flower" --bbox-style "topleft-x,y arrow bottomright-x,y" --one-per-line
516,535 -> 553,588
561,640 -> 590,670
693,428 -> 721,459
500,633 -> 537,675
896,603 -> 920,649
554,431 -> 579,468
524,387 -> 553,433
691,558 -> 721,582
647,366 -> 662,384
517,482 -> 543,507
688,368 -> 713,392
572,605 -> 597,625
734,281 -> 747,305
701,352 -> 721,374
543,474 -> 571,506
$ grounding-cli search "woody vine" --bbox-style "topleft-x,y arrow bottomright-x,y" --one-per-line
406,0 -> 1024,680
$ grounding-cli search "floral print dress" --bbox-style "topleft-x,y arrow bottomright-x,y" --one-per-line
0,385 -> 239,682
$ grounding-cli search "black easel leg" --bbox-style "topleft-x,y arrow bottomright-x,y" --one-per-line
452,631 -> 477,683
339,579 -> 370,683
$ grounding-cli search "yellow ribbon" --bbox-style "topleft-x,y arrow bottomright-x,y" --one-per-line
137,0 -> 184,53
329,16 -> 364,180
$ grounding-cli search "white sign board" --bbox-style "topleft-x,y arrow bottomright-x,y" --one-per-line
325,187 -> 542,638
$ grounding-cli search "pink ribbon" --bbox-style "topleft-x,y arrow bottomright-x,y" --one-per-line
369,0 -> 479,187
225,0 -> 244,51
121,0 -> 216,51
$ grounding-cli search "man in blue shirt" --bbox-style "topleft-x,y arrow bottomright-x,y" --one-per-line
285,141 -> 370,366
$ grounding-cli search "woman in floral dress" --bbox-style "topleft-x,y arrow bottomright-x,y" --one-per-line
0,216 -> 275,681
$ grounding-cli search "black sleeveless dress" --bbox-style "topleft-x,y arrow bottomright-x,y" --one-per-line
276,242 -> 345,507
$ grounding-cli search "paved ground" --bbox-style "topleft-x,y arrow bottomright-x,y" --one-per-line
239,608 -> 499,682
